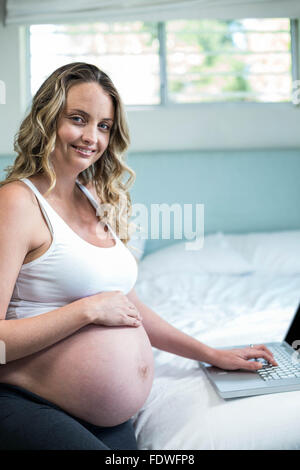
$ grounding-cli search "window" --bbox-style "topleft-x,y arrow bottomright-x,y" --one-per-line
29,18 -> 296,106
166,19 -> 292,103
29,22 -> 160,105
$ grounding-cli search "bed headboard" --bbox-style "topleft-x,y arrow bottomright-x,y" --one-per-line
127,149 -> 300,255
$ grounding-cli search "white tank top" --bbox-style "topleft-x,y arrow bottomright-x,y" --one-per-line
6,178 -> 138,320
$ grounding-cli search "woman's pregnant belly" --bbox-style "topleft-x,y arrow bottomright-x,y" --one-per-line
0,324 -> 154,427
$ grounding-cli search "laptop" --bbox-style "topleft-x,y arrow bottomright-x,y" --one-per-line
199,302 -> 300,399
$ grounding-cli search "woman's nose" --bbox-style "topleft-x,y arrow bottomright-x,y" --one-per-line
82,125 -> 97,144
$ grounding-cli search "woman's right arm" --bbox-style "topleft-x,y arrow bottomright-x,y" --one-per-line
0,183 -> 142,364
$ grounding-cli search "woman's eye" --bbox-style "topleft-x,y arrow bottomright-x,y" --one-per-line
70,116 -> 84,123
99,123 -> 110,131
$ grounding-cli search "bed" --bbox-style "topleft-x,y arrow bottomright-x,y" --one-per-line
131,230 -> 300,450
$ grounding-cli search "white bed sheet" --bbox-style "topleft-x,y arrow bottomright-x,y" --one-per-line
132,264 -> 300,449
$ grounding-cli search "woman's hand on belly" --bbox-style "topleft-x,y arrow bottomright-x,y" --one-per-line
80,290 -> 143,327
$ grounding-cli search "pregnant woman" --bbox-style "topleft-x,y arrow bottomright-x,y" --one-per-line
0,62 -> 277,450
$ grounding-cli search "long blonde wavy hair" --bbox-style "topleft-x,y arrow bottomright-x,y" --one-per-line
0,62 -> 136,245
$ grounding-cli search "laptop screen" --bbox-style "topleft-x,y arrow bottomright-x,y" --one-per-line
284,303 -> 300,347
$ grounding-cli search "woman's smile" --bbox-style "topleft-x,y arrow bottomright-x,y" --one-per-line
71,144 -> 97,157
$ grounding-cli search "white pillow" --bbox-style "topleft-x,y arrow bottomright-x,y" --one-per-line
138,232 -> 253,278
225,230 -> 300,275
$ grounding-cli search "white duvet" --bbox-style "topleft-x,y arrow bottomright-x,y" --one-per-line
132,231 -> 300,450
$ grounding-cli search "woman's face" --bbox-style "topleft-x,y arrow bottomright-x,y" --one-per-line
53,81 -> 115,174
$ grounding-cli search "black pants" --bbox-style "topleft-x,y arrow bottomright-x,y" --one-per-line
0,383 -> 138,450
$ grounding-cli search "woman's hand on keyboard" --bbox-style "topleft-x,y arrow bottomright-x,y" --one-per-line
212,344 -> 278,371
81,291 -> 143,327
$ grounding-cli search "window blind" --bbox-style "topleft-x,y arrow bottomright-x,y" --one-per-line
5,0 -> 300,25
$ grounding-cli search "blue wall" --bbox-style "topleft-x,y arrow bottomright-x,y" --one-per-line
1,149 -> 300,255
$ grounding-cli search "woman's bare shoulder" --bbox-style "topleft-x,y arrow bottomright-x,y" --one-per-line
0,181 -> 41,256
0,180 -> 37,210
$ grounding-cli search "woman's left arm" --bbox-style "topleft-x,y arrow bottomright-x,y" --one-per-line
127,288 -> 277,371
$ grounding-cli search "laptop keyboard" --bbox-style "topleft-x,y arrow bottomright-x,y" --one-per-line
257,344 -> 300,381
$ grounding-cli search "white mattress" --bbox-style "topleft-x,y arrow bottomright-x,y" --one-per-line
132,231 -> 300,450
